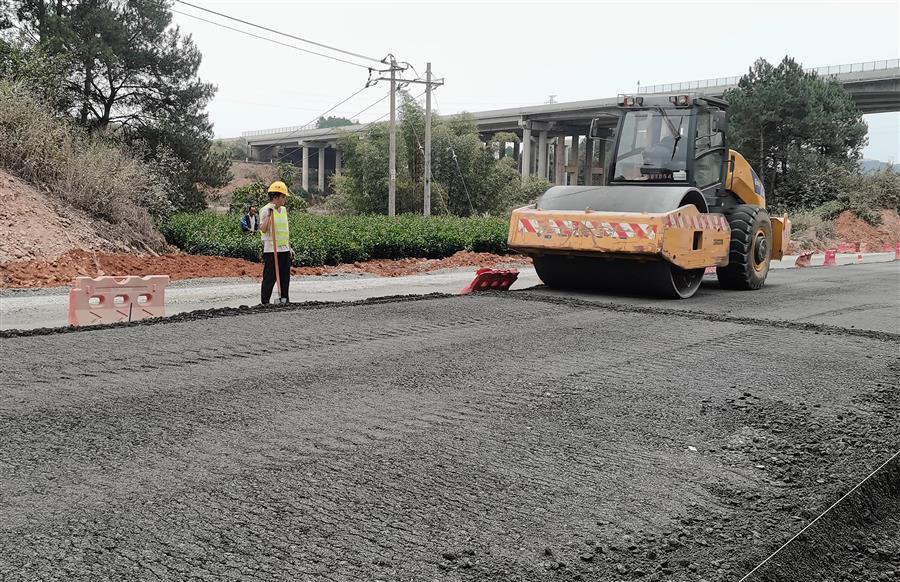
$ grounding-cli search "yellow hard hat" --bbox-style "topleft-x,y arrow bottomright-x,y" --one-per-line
267,181 -> 291,197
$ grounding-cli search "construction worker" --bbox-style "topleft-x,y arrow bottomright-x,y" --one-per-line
240,205 -> 259,233
259,181 -> 293,304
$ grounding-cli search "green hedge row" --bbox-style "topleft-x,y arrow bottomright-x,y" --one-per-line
161,212 -> 511,266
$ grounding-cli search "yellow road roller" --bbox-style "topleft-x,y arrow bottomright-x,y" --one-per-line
508,93 -> 790,298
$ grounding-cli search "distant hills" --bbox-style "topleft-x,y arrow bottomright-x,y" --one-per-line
860,159 -> 895,173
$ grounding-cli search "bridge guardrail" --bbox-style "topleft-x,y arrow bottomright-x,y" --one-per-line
638,58 -> 900,94
243,123 -> 317,138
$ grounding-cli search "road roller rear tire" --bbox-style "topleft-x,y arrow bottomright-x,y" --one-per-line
532,256 -> 704,299
717,205 -> 772,290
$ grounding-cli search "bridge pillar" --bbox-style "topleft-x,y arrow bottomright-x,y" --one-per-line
318,146 -> 326,193
583,137 -> 594,186
302,145 -> 310,192
513,141 -> 520,161
498,138 -> 505,159
555,136 -> 566,185
537,131 -> 548,180
598,139 -> 608,185
521,125 -> 532,179
335,148 -> 342,177
569,135 -> 579,185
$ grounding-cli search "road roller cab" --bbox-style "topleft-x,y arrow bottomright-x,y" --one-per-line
507,93 -> 790,298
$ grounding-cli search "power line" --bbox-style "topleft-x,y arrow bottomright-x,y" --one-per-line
409,108 -> 450,215
432,92 -> 475,214
272,88 -> 403,164
216,98 -> 368,113
367,84 -> 450,215
272,88 -> 429,183
271,85 -> 374,162
360,88 -> 428,126
736,449 -> 900,582
173,0 -> 383,65
273,92 -> 388,162
352,75 -> 428,116
171,9 -> 370,69
349,94 -> 389,119
449,144 -> 475,215
366,89 -> 452,214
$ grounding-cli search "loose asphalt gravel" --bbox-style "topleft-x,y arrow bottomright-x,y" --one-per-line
0,262 -> 898,581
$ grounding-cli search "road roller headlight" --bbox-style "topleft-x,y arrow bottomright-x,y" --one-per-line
668,94 -> 692,106
617,94 -> 644,107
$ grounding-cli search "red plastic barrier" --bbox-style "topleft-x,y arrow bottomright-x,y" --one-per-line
823,249 -> 837,266
896,243 -> 900,261
68,275 -> 169,327
794,251 -> 814,267
460,268 -> 519,294
704,266 -> 716,276
856,253 -> 864,263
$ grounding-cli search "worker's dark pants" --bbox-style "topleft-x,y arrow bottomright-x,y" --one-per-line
261,251 -> 291,304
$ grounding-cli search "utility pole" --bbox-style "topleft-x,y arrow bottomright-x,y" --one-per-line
424,62 -> 432,216
368,56 -> 405,216
369,59 -> 443,216
389,66 -> 397,216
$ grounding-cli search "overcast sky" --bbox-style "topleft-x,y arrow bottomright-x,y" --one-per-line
171,0 -> 900,162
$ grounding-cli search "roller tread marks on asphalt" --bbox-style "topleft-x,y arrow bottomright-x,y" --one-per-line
0,293 -> 897,581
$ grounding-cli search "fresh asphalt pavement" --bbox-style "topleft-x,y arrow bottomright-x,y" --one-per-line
0,262 -> 898,581
531,261 -> 900,335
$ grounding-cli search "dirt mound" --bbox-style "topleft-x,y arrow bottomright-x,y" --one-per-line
834,209 -> 900,251
0,250 -> 531,289
0,250 -> 262,288
293,251 -> 532,278
0,169 -> 156,263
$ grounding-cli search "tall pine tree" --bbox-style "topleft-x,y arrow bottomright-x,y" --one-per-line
7,0 -> 230,210
725,56 -> 867,208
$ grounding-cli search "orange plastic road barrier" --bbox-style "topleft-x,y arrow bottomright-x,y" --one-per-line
460,268 -> 519,294
794,251 -> 814,267
68,275 -> 169,327
823,249 -> 837,266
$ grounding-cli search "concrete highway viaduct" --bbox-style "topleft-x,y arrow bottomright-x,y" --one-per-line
242,59 -> 899,193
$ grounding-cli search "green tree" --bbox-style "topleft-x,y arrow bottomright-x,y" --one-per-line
332,93 -> 549,216
0,37 -> 72,109
725,56 -> 867,208
317,115 -> 355,129
211,137 -> 249,161
0,1 -> 14,29
8,0 -> 229,210
228,180 -> 308,214
13,0 -> 65,43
